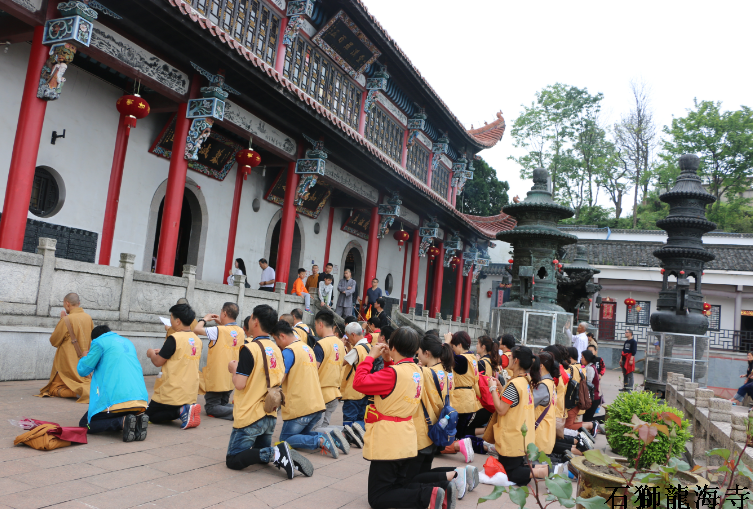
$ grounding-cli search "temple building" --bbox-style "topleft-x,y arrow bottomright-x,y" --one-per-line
0,0 -> 512,322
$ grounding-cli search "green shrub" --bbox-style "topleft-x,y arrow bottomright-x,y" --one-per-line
605,391 -> 691,469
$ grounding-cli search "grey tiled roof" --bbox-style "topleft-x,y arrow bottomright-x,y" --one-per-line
558,226 -> 753,239
559,240 -> 753,271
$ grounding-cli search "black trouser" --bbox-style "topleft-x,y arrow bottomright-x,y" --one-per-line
204,390 -> 233,420
582,397 -> 601,422
499,456 -> 531,486
405,445 -> 457,484
79,411 -> 138,433
145,400 -> 182,423
368,458 -> 449,509
259,287 -> 274,292
456,408 -> 493,439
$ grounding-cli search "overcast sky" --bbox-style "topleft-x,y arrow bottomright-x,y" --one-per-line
363,0 -> 753,208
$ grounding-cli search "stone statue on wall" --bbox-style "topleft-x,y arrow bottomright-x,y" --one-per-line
38,43 -> 77,100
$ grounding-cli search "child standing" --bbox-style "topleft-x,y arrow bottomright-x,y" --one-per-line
353,327 -> 456,509
145,303 -> 202,429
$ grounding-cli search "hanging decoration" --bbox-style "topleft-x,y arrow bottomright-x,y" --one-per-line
407,107 -> 427,148
427,245 -> 440,260
431,131 -> 449,171
363,65 -> 389,114
450,256 -> 461,271
703,302 -> 712,316
624,297 -> 636,309
393,226 -> 410,251
451,155 -> 467,189
116,93 -> 150,128
283,0 -> 311,47
235,137 -> 262,180
418,216 -> 440,257
443,231 -> 462,268
38,43 -> 78,100
377,191 -> 402,238
294,134 -> 329,206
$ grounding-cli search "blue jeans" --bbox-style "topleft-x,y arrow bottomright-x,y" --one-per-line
280,411 -> 324,450
226,415 -> 276,459
735,381 -> 753,402
342,398 -> 368,429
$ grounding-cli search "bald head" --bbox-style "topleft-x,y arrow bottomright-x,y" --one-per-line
176,298 -> 189,305
64,293 -> 80,306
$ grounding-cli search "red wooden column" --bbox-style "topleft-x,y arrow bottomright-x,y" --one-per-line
362,204 -> 380,305
400,236 -> 409,311
407,228 -> 420,312
223,165 -> 246,282
430,241 -> 445,318
462,265 -> 474,323
453,252 -> 464,321
400,131 -> 409,168
358,91 -> 368,136
274,17 -> 289,74
154,76 -> 200,275
0,26 -> 50,250
276,152 -> 302,291
322,205 -> 335,266
99,111 -> 132,265
423,257 -> 432,311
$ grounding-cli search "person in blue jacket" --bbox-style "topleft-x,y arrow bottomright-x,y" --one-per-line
77,325 -> 150,442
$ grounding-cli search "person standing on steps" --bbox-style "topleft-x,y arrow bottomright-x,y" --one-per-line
619,329 -> 637,391
258,258 -> 275,292
364,278 -> 382,317
336,269 -> 357,318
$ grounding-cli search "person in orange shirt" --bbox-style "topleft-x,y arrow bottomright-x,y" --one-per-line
291,268 -> 311,312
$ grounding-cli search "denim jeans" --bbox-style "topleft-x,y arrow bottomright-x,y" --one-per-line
734,381 -> 753,402
226,415 -> 276,459
342,398 -> 368,429
280,410 -> 324,450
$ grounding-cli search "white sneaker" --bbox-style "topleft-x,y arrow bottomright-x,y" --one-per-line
553,462 -> 569,477
465,465 -> 479,491
453,467 -> 467,500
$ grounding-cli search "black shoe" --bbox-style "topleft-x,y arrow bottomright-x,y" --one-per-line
579,427 -> 596,442
445,478 -> 458,509
342,425 -> 363,448
135,414 -> 148,441
122,414 -> 137,442
273,442 -> 295,479
289,449 -> 314,477
351,423 -> 365,445
564,450 -> 574,460
576,433 -> 594,452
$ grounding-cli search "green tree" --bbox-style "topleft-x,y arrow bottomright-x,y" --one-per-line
457,157 -> 509,216
661,99 -> 753,209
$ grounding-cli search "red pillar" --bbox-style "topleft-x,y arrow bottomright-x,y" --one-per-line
431,241 -> 445,318
407,228 -> 420,311
0,26 -> 50,250
453,252 -> 464,321
99,112 -> 132,265
323,205 -> 335,265
223,165 -> 246,283
400,130 -> 409,168
276,158 -> 301,291
463,265 -> 474,323
154,76 -> 200,275
362,204 -> 380,305
423,257 -> 432,311
358,91 -> 368,136
400,236 -> 409,311
274,17 -> 289,74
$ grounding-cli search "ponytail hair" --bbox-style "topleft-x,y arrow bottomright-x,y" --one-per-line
419,334 -> 455,372
538,351 -> 560,381
544,344 -> 568,371
478,335 -> 500,371
555,344 -> 570,370
529,354 -> 542,388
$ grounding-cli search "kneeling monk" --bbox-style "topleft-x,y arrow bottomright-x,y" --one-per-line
38,293 -> 94,403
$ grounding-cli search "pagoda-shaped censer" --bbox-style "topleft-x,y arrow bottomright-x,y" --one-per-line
557,245 -> 601,323
490,168 -> 577,346
646,154 -> 715,394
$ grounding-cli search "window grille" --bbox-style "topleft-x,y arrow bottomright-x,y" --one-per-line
365,106 -> 403,163
406,143 -> 429,183
708,305 -> 721,331
432,163 -> 450,198
626,301 -> 651,325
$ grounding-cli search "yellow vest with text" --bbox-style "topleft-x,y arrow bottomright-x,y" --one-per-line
479,356 -> 494,377
317,335 -> 345,403
535,378 -> 556,454
233,339 -> 284,429
450,353 -> 481,413
363,361 -> 422,461
203,325 -> 245,393
412,364 -> 451,450
341,343 -> 369,401
554,372 -> 566,418
493,376 -> 535,457
152,331 -> 202,406
282,341 -> 326,420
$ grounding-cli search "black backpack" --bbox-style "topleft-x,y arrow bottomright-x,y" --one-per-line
295,325 -> 319,348
564,365 -> 580,410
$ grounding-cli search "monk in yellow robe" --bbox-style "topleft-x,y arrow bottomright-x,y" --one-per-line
38,293 -> 94,403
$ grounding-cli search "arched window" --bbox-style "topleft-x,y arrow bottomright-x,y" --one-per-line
29,166 -> 64,218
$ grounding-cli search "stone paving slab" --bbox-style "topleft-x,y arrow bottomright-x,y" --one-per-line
0,369 -> 633,509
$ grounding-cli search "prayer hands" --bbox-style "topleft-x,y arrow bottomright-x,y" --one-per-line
204,313 -> 220,323
443,332 -> 452,344
228,360 -> 238,374
60,310 -> 67,319
369,343 -> 387,359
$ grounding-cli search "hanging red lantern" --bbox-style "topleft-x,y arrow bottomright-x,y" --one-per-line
679,270 -> 685,275
661,268 -> 665,274
235,149 -> 262,179
703,302 -> 712,312
450,256 -> 461,270
486,290 -> 493,298
428,246 -> 440,260
116,94 -> 150,128
393,229 -> 410,251
508,259 -> 514,264
553,259 -> 559,265
588,298 -> 592,302
624,298 -> 636,308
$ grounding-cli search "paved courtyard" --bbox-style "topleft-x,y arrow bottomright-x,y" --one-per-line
0,370 -> 635,509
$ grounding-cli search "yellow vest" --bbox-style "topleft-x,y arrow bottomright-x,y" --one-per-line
341,343 -> 369,400
554,372 -> 566,418
450,353 -> 481,414
152,331 -> 202,406
412,364 -> 451,450
363,361 -> 422,461
282,341 -> 326,420
233,338 -> 284,429
535,378 -> 556,454
479,356 -> 494,376
504,351 -> 514,378
202,325 -> 245,393
293,323 -> 311,343
493,376 -> 535,457
317,335 -> 345,403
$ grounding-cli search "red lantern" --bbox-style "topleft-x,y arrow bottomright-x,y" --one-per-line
508,259 -> 514,264
553,259 -> 559,264
393,229 -> 410,251
588,298 -> 592,302
235,149 -> 262,180
661,268 -> 665,274
487,290 -> 493,298
116,94 -> 150,128
450,256 -> 461,270
428,246 -> 440,260
624,298 -> 636,308
703,302 -> 712,312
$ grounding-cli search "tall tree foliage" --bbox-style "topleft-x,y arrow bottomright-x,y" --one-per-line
509,83 -> 610,217
661,99 -> 753,209
457,157 -> 509,216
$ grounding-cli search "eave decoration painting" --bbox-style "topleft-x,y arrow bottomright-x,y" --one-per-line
312,10 -> 381,78
265,169 -> 331,219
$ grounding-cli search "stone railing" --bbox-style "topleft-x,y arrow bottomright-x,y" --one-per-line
0,237 -> 307,381
665,372 -> 753,487
392,309 -> 488,340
